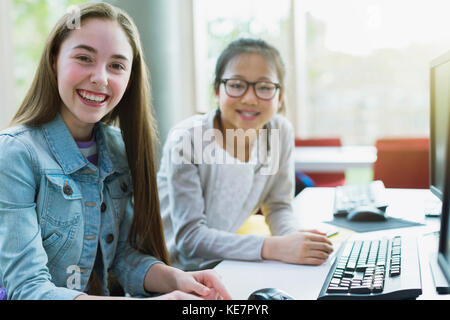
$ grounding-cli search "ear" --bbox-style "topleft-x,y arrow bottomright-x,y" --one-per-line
51,51 -> 62,83
277,88 -> 285,110
52,57 -> 57,75
214,86 -> 220,105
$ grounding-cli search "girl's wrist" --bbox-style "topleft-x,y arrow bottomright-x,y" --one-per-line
168,266 -> 186,291
262,236 -> 281,261
144,263 -> 180,293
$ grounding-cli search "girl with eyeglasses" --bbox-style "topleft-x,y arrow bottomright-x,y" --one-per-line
0,3 -> 231,300
158,38 -> 333,271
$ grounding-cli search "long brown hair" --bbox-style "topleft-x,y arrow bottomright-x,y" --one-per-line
11,3 -> 170,264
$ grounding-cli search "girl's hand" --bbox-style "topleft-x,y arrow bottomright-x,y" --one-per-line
149,290 -> 204,300
174,269 -> 232,300
262,230 -> 333,265
144,264 -> 231,299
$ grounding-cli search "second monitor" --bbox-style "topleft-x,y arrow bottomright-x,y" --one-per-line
430,51 -> 450,201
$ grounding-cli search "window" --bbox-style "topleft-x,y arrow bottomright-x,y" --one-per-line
0,0 -> 16,129
193,0 -> 291,113
12,0 -> 88,106
193,0 -> 450,145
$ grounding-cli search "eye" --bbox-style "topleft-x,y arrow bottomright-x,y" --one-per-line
257,83 -> 276,91
76,55 -> 92,63
227,80 -> 245,89
110,63 -> 125,71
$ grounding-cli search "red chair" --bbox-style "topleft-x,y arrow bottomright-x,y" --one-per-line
373,137 -> 429,188
295,137 -> 346,187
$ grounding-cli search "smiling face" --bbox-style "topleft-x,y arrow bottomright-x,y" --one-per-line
54,18 -> 133,140
215,52 -> 283,132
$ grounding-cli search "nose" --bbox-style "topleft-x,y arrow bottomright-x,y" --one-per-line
240,84 -> 258,105
90,65 -> 108,88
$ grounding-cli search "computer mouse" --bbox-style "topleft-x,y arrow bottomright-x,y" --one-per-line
346,206 -> 387,222
248,288 -> 295,300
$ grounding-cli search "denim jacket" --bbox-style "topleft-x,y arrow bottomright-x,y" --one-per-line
0,114 -> 162,300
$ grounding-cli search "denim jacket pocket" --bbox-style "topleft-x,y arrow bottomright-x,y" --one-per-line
41,174 -> 82,266
105,173 -> 132,221
42,231 -> 62,248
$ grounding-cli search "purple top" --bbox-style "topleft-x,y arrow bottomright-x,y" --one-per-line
76,135 -> 98,166
0,287 -> 6,300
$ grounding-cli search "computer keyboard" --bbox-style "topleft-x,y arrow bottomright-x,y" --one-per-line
318,235 -> 422,300
333,180 -> 389,217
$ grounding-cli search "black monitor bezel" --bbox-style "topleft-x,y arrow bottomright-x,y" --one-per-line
433,51 -> 450,285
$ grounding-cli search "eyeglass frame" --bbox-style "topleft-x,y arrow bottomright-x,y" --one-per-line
220,78 -> 281,101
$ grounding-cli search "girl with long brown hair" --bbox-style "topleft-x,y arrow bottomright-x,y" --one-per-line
0,2 -> 230,300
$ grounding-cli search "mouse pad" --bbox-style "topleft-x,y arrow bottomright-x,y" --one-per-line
324,216 -> 424,233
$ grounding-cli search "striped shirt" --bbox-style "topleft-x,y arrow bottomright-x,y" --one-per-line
76,135 -> 98,166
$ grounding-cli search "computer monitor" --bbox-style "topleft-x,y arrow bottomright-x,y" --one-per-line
438,107 -> 450,286
430,52 -> 450,200
428,52 -> 450,293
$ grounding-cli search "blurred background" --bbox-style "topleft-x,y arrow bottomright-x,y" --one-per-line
1,0 -> 450,185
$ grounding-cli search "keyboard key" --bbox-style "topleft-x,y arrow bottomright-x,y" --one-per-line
390,269 -> 401,277
349,286 -> 371,294
372,285 -> 383,293
330,278 -> 341,285
327,286 -> 349,294
352,280 -> 362,286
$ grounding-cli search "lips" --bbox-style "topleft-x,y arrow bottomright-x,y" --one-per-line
76,89 -> 110,106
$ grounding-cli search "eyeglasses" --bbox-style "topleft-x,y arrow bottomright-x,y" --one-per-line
220,78 -> 281,100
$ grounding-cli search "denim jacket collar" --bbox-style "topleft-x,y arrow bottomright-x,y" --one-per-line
42,113 -> 115,177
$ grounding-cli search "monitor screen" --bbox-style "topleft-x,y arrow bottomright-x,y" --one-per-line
433,51 -> 450,284
430,52 -> 450,200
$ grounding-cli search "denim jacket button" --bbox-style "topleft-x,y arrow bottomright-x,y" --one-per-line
120,182 -> 128,193
63,185 -> 73,196
106,234 -> 114,244
100,202 -> 107,213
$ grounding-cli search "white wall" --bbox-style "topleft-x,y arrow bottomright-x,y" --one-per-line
0,0 -> 16,130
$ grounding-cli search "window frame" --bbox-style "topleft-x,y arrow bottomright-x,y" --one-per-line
0,0 -> 16,130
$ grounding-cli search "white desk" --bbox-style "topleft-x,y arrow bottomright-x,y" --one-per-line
294,146 -> 377,172
214,187 -> 448,300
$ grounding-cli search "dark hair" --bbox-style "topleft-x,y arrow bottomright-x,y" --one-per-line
213,38 -> 286,112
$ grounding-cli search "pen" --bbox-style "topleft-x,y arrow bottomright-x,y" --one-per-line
326,230 -> 339,238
